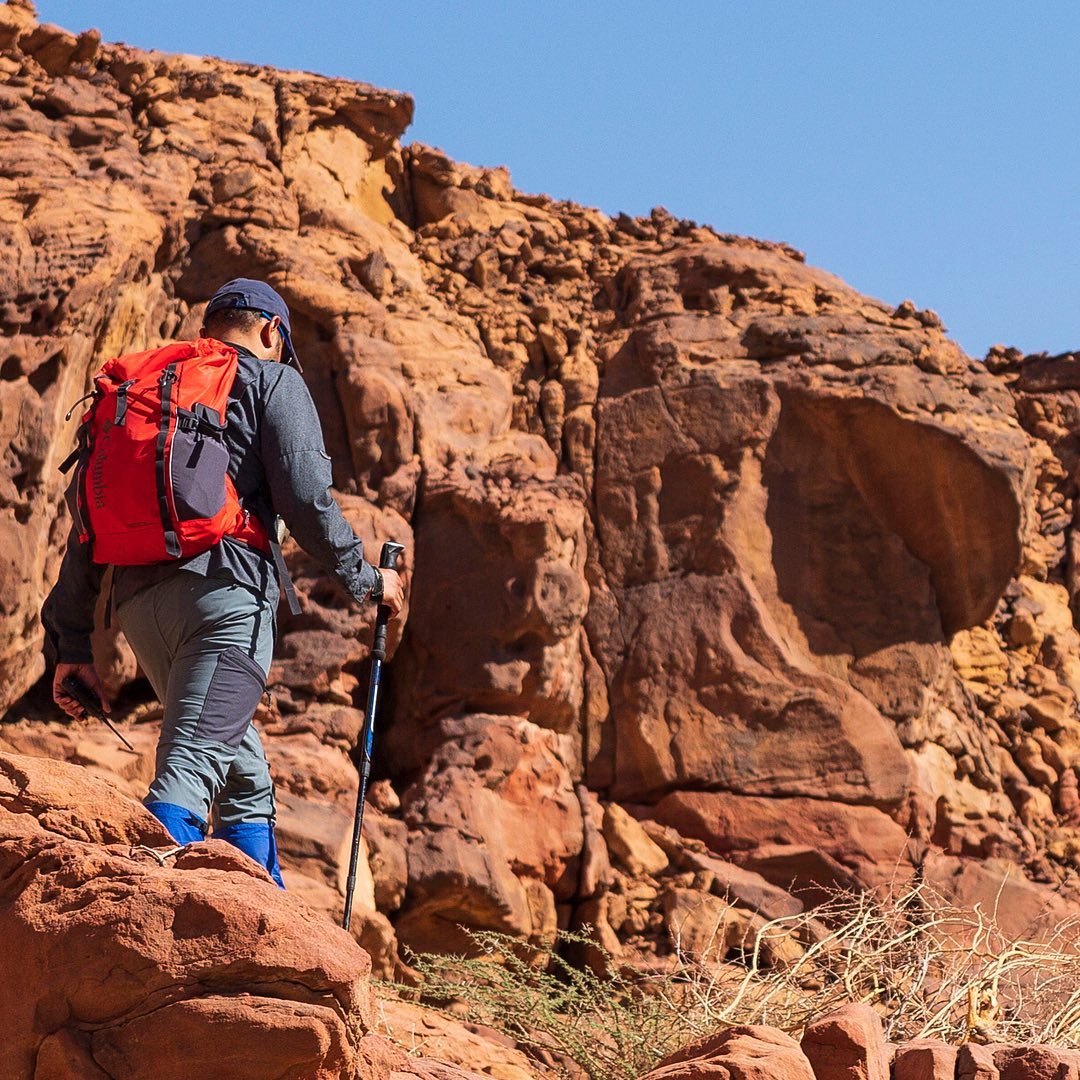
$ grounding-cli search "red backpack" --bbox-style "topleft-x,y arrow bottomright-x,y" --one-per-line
62,339 -> 270,565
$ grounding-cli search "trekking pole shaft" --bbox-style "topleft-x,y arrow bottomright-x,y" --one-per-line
343,541 -> 404,932
343,657 -> 381,931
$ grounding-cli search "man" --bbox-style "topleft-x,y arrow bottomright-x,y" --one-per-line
42,278 -> 403,888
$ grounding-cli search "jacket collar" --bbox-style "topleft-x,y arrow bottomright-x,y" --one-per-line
221,341 -> 257,359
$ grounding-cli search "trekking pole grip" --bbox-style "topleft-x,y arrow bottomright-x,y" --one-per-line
379,541 -> 404,571
372,541 -> 404,661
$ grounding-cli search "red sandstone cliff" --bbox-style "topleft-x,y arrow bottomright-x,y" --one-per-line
3,3 -> 1080,1070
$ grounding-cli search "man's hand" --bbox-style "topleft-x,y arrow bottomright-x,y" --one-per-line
53,662 -> 111,721
378,569 -> 405,618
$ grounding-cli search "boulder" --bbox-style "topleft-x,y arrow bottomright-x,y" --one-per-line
956,1043 -> 999,1080
991,1045 -> 1080,1080
642,1026 -> 816,1080
922,852 -> 1080,941
800,1004 -> 888,1080
661,887 -> 803,968
892,1040 -> 958,1080
603,802 -> 668,877
396,715 -> 579,954
88,996 -> 358,1080
0,752 -> 371,1080
650,792 -> 918,892
376,998 -> 538,1080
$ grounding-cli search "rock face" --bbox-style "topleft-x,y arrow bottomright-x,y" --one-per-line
4,0 -> 1080,986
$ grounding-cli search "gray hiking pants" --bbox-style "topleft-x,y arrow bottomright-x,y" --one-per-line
115,572 -> 276,828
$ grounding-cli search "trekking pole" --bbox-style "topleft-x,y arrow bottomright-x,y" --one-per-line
343,540 -> 404,931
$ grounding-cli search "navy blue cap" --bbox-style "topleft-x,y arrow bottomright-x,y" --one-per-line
205,278 -> 302,371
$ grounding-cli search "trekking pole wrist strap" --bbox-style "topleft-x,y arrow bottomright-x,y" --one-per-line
369,568 -> 384,604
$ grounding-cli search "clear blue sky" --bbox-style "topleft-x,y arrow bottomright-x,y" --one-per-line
35,1 -> 1080,359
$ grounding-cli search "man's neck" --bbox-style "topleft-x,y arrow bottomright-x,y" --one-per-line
221,340 -> 257,358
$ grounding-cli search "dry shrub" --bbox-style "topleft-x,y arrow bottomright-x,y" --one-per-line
661,877 -> 1080,1046
403,928 -> 684,1080
402,878 -> 1080,1080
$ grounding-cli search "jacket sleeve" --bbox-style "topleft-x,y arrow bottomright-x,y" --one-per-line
41,522 -> 106,665
259,365 -> 381,605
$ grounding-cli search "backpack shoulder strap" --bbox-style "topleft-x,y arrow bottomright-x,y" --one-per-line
241,358 -> 302,615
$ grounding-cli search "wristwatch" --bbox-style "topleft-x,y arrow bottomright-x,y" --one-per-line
370,568 -> 385,604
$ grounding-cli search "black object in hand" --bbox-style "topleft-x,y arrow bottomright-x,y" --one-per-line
61,675 -> 104,717
60,675 -> 135,752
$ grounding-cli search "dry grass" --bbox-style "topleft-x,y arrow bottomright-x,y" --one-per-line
403,879 -> 1080,1080
658,879 -> 1080,1046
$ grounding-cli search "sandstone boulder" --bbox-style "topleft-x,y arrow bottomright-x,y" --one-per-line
376,998 -> 538,1080
603,802 -> 668,877
643,1026 -> 816,1080
922,852 -> 1080,941
0,752 -> 371,1080
892,1040 -> 958,1080
800,1003 -> 888,1080
956,1043 -> 999,1080
990,1045 -> 1080,1080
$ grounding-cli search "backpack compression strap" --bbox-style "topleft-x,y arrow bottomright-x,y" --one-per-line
155,365 -> 182,558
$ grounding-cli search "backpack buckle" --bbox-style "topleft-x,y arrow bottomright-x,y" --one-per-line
114,379 -> 136,427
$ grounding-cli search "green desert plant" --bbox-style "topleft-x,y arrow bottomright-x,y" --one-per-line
402,928 -> 686,1080
400,878 -> 1080,1080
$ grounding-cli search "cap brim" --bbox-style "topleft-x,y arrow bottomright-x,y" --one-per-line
280,326 -> 303,372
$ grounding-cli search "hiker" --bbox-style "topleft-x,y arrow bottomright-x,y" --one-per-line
41,278 -> 404,888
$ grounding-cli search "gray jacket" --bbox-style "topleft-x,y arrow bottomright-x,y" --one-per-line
42,342 -> 380,664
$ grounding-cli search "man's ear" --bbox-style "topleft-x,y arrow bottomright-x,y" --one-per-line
198,326 -> 208,338
265,316 -> 284,359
